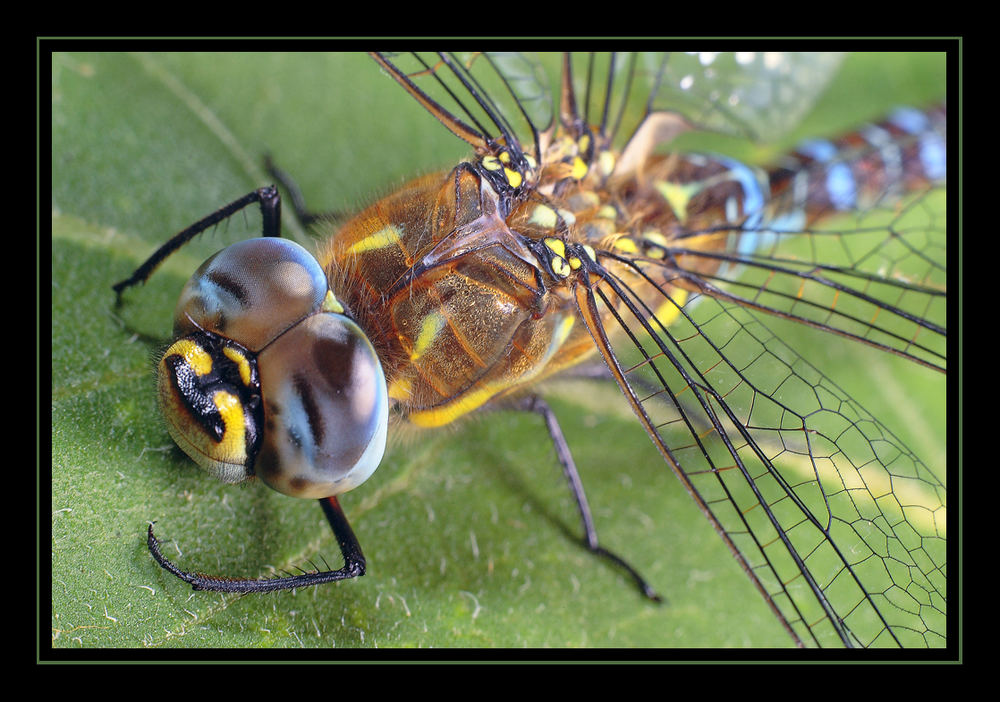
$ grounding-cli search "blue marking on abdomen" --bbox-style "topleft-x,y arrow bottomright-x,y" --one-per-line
717,156 -> 769,257
890,106 -> 946,181
797,139 -> 857,210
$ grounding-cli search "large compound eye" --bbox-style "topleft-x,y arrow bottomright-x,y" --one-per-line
254,312 -> 389,499
157,332 -> 263,484
159,238 -> 388,500
173,238 -> 330,351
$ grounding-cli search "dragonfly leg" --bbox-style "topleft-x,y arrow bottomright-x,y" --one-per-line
112,186 -> 282,300
264,155 -> 342,227
511,394 -> 662,602
147,496 -> 366,594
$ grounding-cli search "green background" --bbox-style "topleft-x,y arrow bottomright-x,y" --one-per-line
49,49 -> 948,651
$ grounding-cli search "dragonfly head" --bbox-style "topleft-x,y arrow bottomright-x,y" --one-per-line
157,237 -> 389,499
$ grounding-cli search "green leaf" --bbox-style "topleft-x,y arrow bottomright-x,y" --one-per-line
50,50 -> 946,650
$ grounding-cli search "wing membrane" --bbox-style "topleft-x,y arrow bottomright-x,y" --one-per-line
577,244 -> 946,647
374,51 -> 552,162
664,183 -> 947,371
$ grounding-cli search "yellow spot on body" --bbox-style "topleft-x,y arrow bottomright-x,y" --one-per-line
613,237 -> 639,254
536,313 -> 577,367
582,245 -> 596,262
597,205 -> 617,220
570,156 -> 588,180
544,237 -> 566,259
551,256 -> 570,278
222,346 -> 253,386
504,168 -> 522,188
557,209 -> 576,226
348,224 -> 402,254
409,382 -> 507,428
642,230 -> 668,259
554,314 -> 575,346
652,290 -> 689,328
322,290 -> 344,314
577,134 -> 590,153
388,376 -> 413,401
410,314 -> 577,429
529,204 -> 558,229
642,231 -> 668,247
599,150 -> 616,177
168,339 -> 213,376
411,312 -> 445,361
655,180 -> 700,224
524,154 -> 537,170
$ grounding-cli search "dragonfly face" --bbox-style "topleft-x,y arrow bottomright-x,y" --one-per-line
114,51 -> 948,648
159,236 -> 389,498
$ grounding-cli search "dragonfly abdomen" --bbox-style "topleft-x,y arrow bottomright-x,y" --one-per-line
768,104 -> 946,224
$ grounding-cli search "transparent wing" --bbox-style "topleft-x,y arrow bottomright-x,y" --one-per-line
374,51 -> 553,163
373,52 -> 845,176
575,166 -> 947,649
564,51 -> 844,149
644,51 -> 845,142
665,186 -> 947,372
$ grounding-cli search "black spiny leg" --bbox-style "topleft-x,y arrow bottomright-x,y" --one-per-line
265,155 -> 342,228
147,496 -> 366,593
112,186 -> 282,300
511,394 -> 662,602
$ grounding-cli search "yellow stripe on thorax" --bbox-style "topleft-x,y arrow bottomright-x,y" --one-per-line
347,224 -> 403,254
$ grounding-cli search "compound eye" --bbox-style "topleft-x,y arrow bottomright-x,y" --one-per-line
157,332 -> 263,484
173,238 -> 330,351
254,312 -> 389,499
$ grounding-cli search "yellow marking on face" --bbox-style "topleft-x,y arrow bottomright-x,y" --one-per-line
529,204 -> 558,229
504,168 -> 522,189
582,245 -> 596,262
481,155 -> 501,171
222,346 -> 253,386
570,156 -> 588,180
212,390 -> 247,458
322,289 -> 344,314
568,256 -> 582,270
498,150 -> 511,164
168,338 -> 213,376
524,154 -> 537,170
347,224 -> 403,254
544,237 -> 566,259
577,134 -> 590,154
411,311 -> 445,361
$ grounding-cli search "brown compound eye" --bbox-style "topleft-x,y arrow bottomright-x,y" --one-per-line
253,312 -> 389,499
157,332 -> 263,485
172,237 -> 332,351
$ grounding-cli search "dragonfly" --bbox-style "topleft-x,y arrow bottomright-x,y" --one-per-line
114,52 -> 947,649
